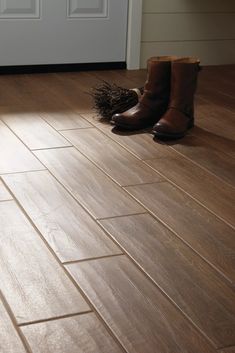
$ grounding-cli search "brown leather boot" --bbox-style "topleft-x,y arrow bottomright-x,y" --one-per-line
111,56 -> 176,130
153,57 -> 200,139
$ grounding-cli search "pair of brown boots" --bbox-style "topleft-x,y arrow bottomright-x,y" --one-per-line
111,56 -> 200,139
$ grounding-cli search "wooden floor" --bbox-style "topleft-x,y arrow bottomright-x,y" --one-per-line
0,65 -> 234,353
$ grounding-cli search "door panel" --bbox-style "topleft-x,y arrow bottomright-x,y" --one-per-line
68,0 -> 108,18
0,0 -> 128,65
0,0 -> 39,18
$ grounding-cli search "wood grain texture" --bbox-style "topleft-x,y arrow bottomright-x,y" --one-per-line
220,348 -> 235,353
34,147 -> 144,219
0,180 -> 12,201
146,156 -> 235,227
125,182 -> 235,284
67,256 -> 217,353
0,121 -> 44,174
99,214 -> 235,348
62,128 -> 162,186
167,135 -> 235,187
41,111 -> 92,130
3,171 -> 121,263
1,111 -> 71,150
0,201 -> 89,324
22,313 -> 122,353
82,118 -> 174,160
0,300 -> 26,353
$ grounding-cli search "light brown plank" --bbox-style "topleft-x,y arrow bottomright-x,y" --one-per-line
0,300 -> 26,353
0,121 -> 44,174
125,182 -> 235,284
81,114 -> 173,160
62,128 -> 162,186
22,313 -> 123,353
0,201 -> 89,324
99,214 -> 235,348
167,135 -> 235,187
3,171 -> 122,262
66,256 -> 217,353
1,111 -> 71,150
40,111 -> 92,130
146,156 -> 235,227
34,147 -> 144,219
0,180 -> 12,201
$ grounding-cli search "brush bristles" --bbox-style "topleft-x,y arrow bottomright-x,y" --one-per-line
90,81 -> 142,120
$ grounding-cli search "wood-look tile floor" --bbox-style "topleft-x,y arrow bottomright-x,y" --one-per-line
0,65 -> 234,353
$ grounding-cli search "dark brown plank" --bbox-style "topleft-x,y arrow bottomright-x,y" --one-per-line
90,119 -> 174,160
146,156 -> 235,227
167,135 -> 235,187
220,348 -> 235,353
0,121 -> 44,174
62,128 -> 162,186
3,171 -> 122,262
99,214 -> 235,348
125,182 -> 235,284
34,147 -> 144,219
66,256 -> 217,353
21,313 -> 123,353
0,201 -> 89,324
0,300 -> 26,353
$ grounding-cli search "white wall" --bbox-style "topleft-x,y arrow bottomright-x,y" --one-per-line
141,0 -> 235,67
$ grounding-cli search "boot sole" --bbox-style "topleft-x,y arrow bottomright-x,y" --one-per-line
153,120 -> 194,140
110,120 -> 154,131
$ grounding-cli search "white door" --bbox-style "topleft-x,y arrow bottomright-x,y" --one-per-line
0,0 -> 128,66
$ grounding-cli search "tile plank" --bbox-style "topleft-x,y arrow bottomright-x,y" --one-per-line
0,300 -> 26,353
0,201 -> 89,324
0,121 -> 44,174
3,171 -> 122,263
125,182 -> 235,284
0,180 -> 12,201
100,214 -> 235,348
2,111 -> 71,150
67,256 -> 217,353
22,313 -> 123,353
41,111 -> 92,131
34,147 -> 144,219
82,115 -> 173,160
168,135 -> 235,187
146,156 -> 235,227
62,128 -> 162,186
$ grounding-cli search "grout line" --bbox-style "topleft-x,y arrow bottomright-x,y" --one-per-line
97,211 -> 147,221
63,253 -> 125,266
0,168 -> 46,176
31,145 -> 72,151
58,126 -> 94,132
121,184 -> 235,286
18,310 -> 92,327
0,178 -> 128,353
149,145 -> 235,190
0,289 -> 33,353
142,160 -> 235,230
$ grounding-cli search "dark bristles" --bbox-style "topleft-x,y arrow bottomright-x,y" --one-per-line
90,81 -> 143,120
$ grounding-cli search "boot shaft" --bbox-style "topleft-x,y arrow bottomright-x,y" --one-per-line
169,58 -> 200,117
141,56 -> 174,108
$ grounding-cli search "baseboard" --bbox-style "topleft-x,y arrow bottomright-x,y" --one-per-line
0,62 -> 127,75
